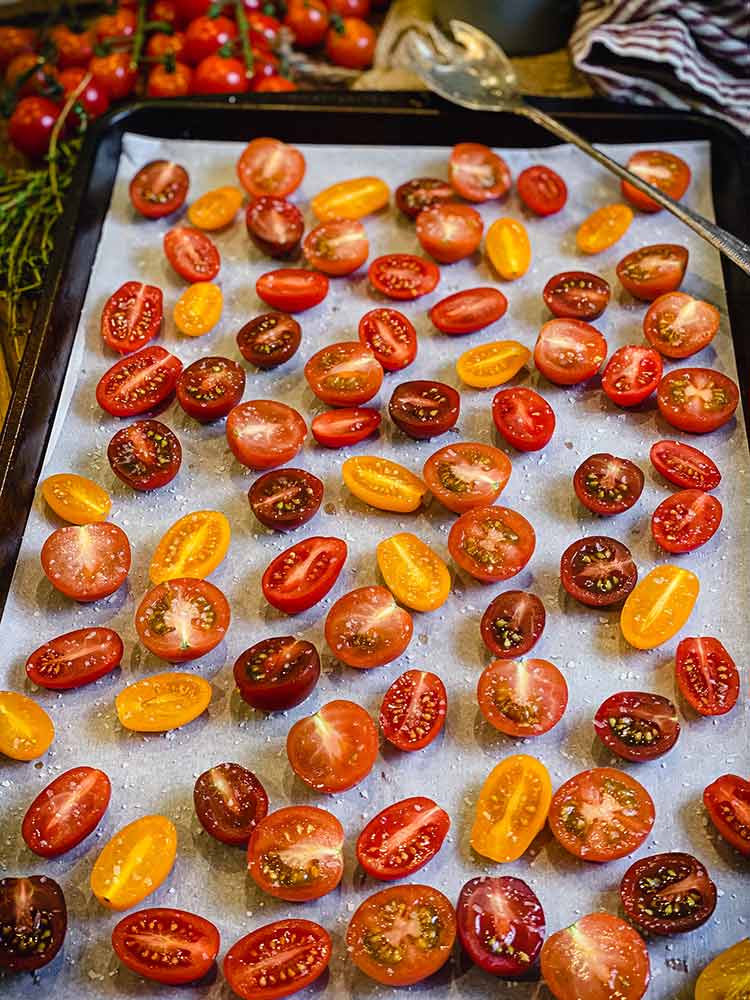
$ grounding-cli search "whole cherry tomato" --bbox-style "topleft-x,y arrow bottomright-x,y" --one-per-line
146,30 -> 185,59
356,797 -> 449,879
93,8 -> 137,43
22,766 -> 111,858
576,203 -> 633,253
287,699 -> 379,792
471,754 -> 551,863
146,62 -> 193,98
325,585 -> 412,668
5,53 -> 56,98
325,16 -> 375,69
285,0 -> 329,48
254,75 -> 297,92
0,26 -> 36,71
112,908 -> 220,986
182,14 -> 237,65
91,815 -> 176,910
192,53 -> 249,94
8,96 -> 59,159
311,407 -> 381,447
450,141 -> 511,201
41,472 -> 110,524
90,52 -> 137,100
256,268 -> 329,312
517,164 -> 567,215
430,287 -> 508,335
616,243 -> 688,301
59,67 -> 110,123
621,148 -> 691,212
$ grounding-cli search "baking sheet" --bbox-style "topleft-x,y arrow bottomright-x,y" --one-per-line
1,134 -> 749,999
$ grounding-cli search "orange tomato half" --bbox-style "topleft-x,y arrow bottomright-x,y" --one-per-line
485,217 -> 531,280
456,340 -> 531,389
576,203 -> 633,254
376,532 -> 450,612
150,510 -> 230,584
115,672 -> 212,732
620,564 -> 699,650
41,473 -> 111,524
90,814 -> 177,910
311,176 -> 389,221
695,938 -> 750,1000
342,456 -> 427,513
0,691 -> 54,761
188,185 -> 244,230
173,282 -> 222,337
470,753 -> 551,862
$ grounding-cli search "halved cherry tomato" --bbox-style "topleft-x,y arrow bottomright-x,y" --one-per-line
249,468 -> 323,532
376,532 -> 450,612
540,913 -> 650,1000
91,815 -> 177,910
621,564 -> 699,650
342,455 -> 427,512
450,142 -> 511,202
101,281 -> 163,354
129,160 -> 189,219
492,386 -> 555,451
650,439 -> 721,491
224,919 -> 331,1000
543,270 -> 610,320
471,754 -> 551,862
287,699 -> 378,792
194,763 -> 268,845
0,876 -> 66,972
644,291 -> 720,358
457,340 -> 530,389
135,578 -> 230,662
676,636 -> 739,717
620,852 -> 716,936
695,937 -> 750,998
246,195 -> 303,259
164,227 -> 220,283
261,536 -> 347,614
616,244 -> 688,301
41,472 -> 110,524
576,203 -> 633,253
176,356 -> 245,422
594,691 -> 679,762
657,367 -> 739,433
96,346 -> 183,418
188,185 -> 243,230
304,218 -> 368,276
22,766 -> 110,858
237,312 -> 301,369
478,658 -> 568,738
116,672 -> 212,732
416,202 -> 484,264
311,176 -> 388,220
573,453 -> 644,515
534,318 -> 606,385
389,379 -> 459,439
312,407 -> 381,448
0,692 -> 54,761
703,775 -> 750,856
448,505 -> 535,583
396,176 -> 454,218
237,137 -> 305,199
424,441 -> 511,514
517,164 -> 567,216
26,627 -> 122,690
357,797 -> 449,879
247,806 -> 344,901
457,876 -> 546,978
652,488 -> 722,553
108,419 -> 182,491
480,590 -> 545,658
150,509 -> 230,584
325,585 -> 412,668
548,767 -> 655,862
174,281 -> 222,337
601,344 -> 662,407
486,217 -> 531,280
256,268 -> 329,312
560,536 -> 637,607
621,149 -> 691,212
379,670 -> 447,751
347,884 -> 456,986
41,522 -> 130,601
358,307 -> 417,370
234,637 -> 320,711
112,908 -> 219,986
430,287 -> 508,335
226,399 -> 306,469
368,254 -> 440,300
305,341 -> 383,406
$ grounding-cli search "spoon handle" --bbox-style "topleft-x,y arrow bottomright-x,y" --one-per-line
518,104 -> 750,278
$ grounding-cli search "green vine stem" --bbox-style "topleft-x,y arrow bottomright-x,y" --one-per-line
130,0 -> 148,70
233,0 -> 255,80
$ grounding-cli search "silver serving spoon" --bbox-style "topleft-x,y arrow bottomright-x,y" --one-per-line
402,19 -> 750,277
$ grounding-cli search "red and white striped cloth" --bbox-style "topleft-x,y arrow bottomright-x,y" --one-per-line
570,0 -> 750,134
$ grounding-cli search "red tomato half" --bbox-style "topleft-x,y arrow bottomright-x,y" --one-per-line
304,218 -> 369,276
651,489 -> 722,553
594,691 -> 680,762
26,627 -> 123,690
286,699 -> 378,792
247,806 -> 344,901
649,439 -> 721,491
129,160 -> 189,219
311,407 -> 381,448
416,203 -> 484,264
41,523 -> 131,601
450,142 -> 511,202
657,367 -> 739,433
560,536 -> 637,607
492,386 -> 555,451
177,356 -> 245,423
676,636 -> 739,717
616,244 -> 688,301
423,441 -> 511,514
601,344 -> 663,407
543,271 -> 610,321
112,908 -> 220,986
703,774 -> 750,856
224,920 -> 331,1000
194,763 -> 268,845
457,876 -> 546,978
379,670 -> 447,751
256,269 -> 329,313
368,254 -> 440,301
236,137 -> 306,199
517,164 -> 567,216
480,590 -> 546,658
135,577 -> 230,662
620,852 -> 716,937
389,380 -> 459,440
325,586 -> 412,669
430,287 -> 508,335
236,312 -> 301,370
448,505 -> 535,583
101,281 -> 162,355
163,227 -> 220,283
108,419 -> 182,491
358,308 -> 417,371
395,177 -> 454,218
226,400 -> 306,470
248,468 -> 323,532
22,766 -> 111,858
621,148 -> 690,212
534,318 -> 607,386
573,453 -> 644,515
96,346 -> 183,418
246,196 -> 304,259
644,292 -> 720,359
477,658 -> 568,737
356,797 -> 450,880
305,342 -> 383,406
261,536 -> 347,614
234,637 -> 320,711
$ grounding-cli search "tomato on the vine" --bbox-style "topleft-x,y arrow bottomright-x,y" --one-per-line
325,16 -> 375,69
0,26 -> 36,71
108,419 -> 182,491
594,691 -> 680,762
285,0 -> 329,48
247,806 -> 344,901
146,62 -> 193,98
601,344 -> 662,407
182,14 -> 236,64
325,585 -> 412,668
620,852 -> 716,936
93,8 -> 136,43
90,51 -> 138,99
379,670 -> 447,750
356,798 -> 450,880
676,636 -> 739,716
59,67 -> 110,123
8,97 -> 59,159
192,53 -> 249,94
112,909 -> 220,986
448,505 -> 535,583
573,453 -> 644,515
287,699 -> 378,792
261,536 -> 347,614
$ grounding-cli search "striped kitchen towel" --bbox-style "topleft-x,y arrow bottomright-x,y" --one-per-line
570,1 -> 750,134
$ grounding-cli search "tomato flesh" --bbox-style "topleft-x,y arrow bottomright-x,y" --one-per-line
621,148 -> 690,212
396,176 -> 454,218
130,159 -> 189,219
560,536 -> 637,607
517,164 -> 567,216
305,341 -> 383,407
286,699 -> 379,793
194,763 -> 268,845
657,367 -> 739,433
112,908 -> 220,985
620,852 -> 716,936
480,590 -> 545,658
423,441 -> 511,514
164,226 -> 220,283
135,577 -> 230,663
246,195 -> 304,259
26,626 -> 123,689
649,439 -> 721,491
303,217 -> 369,276
471,754 -> 551,863
616,243 -> 688,301
594,691 -> 679,762
262,536 -> 347,614
237,137 -> 306,199
226,399 -> 306,470
0,876 -> 67,972
40,522 -> 131,601
379,670 -> 447,751
22,766 -> 111,858
416,202 -> 484,264
543,271 -> 610,321
534,318 -> 607,386
457,876 -> 545,978
601,344 -> 662,407
237,312 -> 301,369
450,142 -> 511,202
101,281 -> 163,354
389,379 -> 460,440
493,386 -> 555,451
703,774 -> 750,856
644,291 -> 720,359
311,407 -> 381,448
325,585 -> 412,668
651,488 -> 722,553
573,453 -> 644,515
676,636 -> 739,716
430,287 -> 508,335
368,253 -> 440,300
96,345 -> 183,418
358,307 -> 417,370
224,920 -> 331,1000
108,419 -> 182,491
448,505 -> 535,583
477,658 -> 567,738
233,636 -> 320,711
177,356 -> 245,422
256,268 -> 329,313
356,797 -> 450,880
248,468 -> 322,532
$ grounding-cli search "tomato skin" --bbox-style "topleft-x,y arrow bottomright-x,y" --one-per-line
256,268 -> 329,313
652,488 -> 722,553
226,400 -> 307,470
164,227 -> 220,283
287,699 -> 379,793
325,16 -> 375,69
356,797 -> 450,880
285,0 -> 329,48
430,287 -> 508,335
146,62 -> 193,98
601,344 -> 663,407
112,908 -> 220,986
304,217 -> 369,276
416,202 -> 484,264
194,763 -> 268,845
379,670 -> 447,751
594,691 -> 679,762
676,636 -> 738,716
0,26 -> 36,71
560,536 -> 637,607
192,53 -> 249,94
325,585 -> 413,669
41,522 -> 131,602
457,876 -> 545,978
247,806 -> 344,901
305,341 -> 383,407
517,164 -> 567,216
657,367 -> 739,433
644,291 -> 720,359
146,29 -> 185,59
135,577 -> 231,663
129,161 -> 189,220
177,356 -> 245,422
234,636 -> 320,711
493,386 -> 555,451
478,658 -> 568,738
471,754 -> 551,863
101,281 -> 163,355
58,67 -> 110,123
96,346 -> 183,418
94,8 -> 137,42
480,590 -> 545,658
108,419 -> 182,491
576,203 -> 633,253
534,318 -> 607,386
246,196 -> 304,259
616,243 -> 688,301
368,253 -> 440,300
26,627 -> 123,690
450,142 -> 511,202
448,505 -> 536,583
261,536 -> 347,614
22,766 -> 111,858
237,312 -> 301,369
312,407 -> 381,447
0,876 -> 67,972
389,379 -> 460,440
543,270 -> 610,321
358,307 -> 417,370
423,441 -> 511,514
573,453 -> 644,516
182,14 -> 237,64
90,51 -> 137,99
237,137 -> 306,199
703,774 -> 750,856
649,439 -> 721,491
622,148 -> 691,212
396,176 -> 454,218
8,97 -> 59,159
248,468 -> 323,532
224,920 -> 331,1000
620,852 -> 716,936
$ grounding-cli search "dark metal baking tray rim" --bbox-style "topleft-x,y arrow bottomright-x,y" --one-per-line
1,92 -> 749,617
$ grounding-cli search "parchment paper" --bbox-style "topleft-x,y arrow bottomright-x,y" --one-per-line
1,134 -> 748,1000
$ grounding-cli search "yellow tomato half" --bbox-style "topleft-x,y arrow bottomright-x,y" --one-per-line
311,176 -> 389,221
41,473 -> 111,524
90,814 -> 177,910
187,185 -> 243,230
456,340 -> 531,389
116,672 -> 212,732
174,282 -> 222,337
150,510 -> 230,584
376,532 -> 450,612
342,456 -> 427,513
471,753 -> 551,862
576,203 -> 633,254
695,938 -> 750,1000
620,564 -> 699,649
486,217 -> 531,280
0,691 -> 54,761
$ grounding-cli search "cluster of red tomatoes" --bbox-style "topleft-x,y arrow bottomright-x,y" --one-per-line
2,135 -> 749,999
